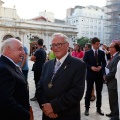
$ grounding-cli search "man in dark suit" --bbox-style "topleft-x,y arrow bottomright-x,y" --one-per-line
0,38 -> 30,120
105,42 -> 120,120
30,39 -> 46,101
83,37 -> 106,116
36,33 -> 86,120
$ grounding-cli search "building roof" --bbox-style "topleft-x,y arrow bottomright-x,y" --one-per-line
32,16 -> 51,22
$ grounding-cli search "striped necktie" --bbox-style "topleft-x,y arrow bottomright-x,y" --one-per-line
54,61 -> 61,74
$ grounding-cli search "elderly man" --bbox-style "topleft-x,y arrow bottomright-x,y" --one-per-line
36,33 -> 86,120
0,38 -> 31,120
105,42 -> 120,120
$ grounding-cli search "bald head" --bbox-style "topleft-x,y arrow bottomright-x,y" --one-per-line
1,38 -> 25,63
1,38 -> 22,54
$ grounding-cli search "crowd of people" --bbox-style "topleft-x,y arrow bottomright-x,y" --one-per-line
0,33 -> 120,120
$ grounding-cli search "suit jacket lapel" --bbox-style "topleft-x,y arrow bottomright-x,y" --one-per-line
15,66 -> 25,78
49,60 -> 55,78
107,52 -> 120,68
1,55 -> 25,80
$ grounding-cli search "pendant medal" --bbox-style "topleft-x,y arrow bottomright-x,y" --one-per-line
48,82 -> 53,89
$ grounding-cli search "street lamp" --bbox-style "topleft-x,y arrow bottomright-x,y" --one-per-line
27,33 -> 34,43
72,36 -> 77,45
27,33 -> 35,56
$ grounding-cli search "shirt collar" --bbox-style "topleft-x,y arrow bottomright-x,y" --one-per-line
2,55 -> 19,67
92,48 -> 98,53
56,52 -> 69,65
113,52 -> 118,57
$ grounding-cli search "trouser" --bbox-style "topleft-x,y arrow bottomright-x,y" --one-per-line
108,88 -> 119,118
85,77 -> 103,109
34,70 -> 42,96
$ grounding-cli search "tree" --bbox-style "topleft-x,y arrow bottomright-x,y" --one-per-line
77,37 -> 90,47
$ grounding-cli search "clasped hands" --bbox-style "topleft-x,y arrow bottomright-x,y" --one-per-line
42,103 -> 58,118
91,66 -> 102,72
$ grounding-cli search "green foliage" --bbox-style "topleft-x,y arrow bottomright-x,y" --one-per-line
77,36 -> 90,47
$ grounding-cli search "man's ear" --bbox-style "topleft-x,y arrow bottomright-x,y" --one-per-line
7,46 -> 12,54
66,42 -> 69,47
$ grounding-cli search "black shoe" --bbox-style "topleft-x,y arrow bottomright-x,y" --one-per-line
106,113 -> 113,117
97,109 -> 104,116
84,109 -> 89,116
30,97 -> 37,101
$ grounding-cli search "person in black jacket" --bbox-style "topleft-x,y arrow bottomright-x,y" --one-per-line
36,33 -> 86,120
30,39 -> 46,101
0,38 -> 30,120
83,37 -> 106,116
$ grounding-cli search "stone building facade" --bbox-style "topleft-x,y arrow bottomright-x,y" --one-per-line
0,0 -> 77,55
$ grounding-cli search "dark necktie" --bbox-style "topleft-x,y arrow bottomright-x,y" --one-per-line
111,55 -> 114,60
95,50 -> 98,58
94,50 -> 98,65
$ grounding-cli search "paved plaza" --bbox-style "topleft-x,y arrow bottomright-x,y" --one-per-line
28,59 -> 110,120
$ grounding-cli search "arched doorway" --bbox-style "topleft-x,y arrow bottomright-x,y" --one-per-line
3,35 -> 13,41
30,36 -> 39,56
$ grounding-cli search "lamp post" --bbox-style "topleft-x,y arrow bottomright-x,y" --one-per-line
27,33 -> 35,56
72,36 -> 77,45
27,33 -> 34,43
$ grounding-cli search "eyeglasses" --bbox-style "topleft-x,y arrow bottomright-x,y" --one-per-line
50,42 -> 67,48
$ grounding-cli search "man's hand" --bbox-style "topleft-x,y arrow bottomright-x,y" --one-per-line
103,75 -> 107,84
48,112 -> 58,118
42,103 -> 53,115
97,66 -> 102,71
42,103 -> 58,118
91,66 -> 99,72
91,66 -> 102,72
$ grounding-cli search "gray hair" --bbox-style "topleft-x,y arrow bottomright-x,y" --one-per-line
1,38 -> 21,54
51,33 -> 69,43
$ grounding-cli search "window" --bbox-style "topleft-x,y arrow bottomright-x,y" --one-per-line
82,31 -> 84,34
98,32 -> 101,36
94,20 -> 97,23
90,32 -> 93,35
94,26 -> 97,29
90,19 -> 93,22
81,18 -> 84,22
94,32 -> 97,35
90,25 -> 93,28
98,27 -> 101,30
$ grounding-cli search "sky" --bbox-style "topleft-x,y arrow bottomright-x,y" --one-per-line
2,0 -> 106,19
